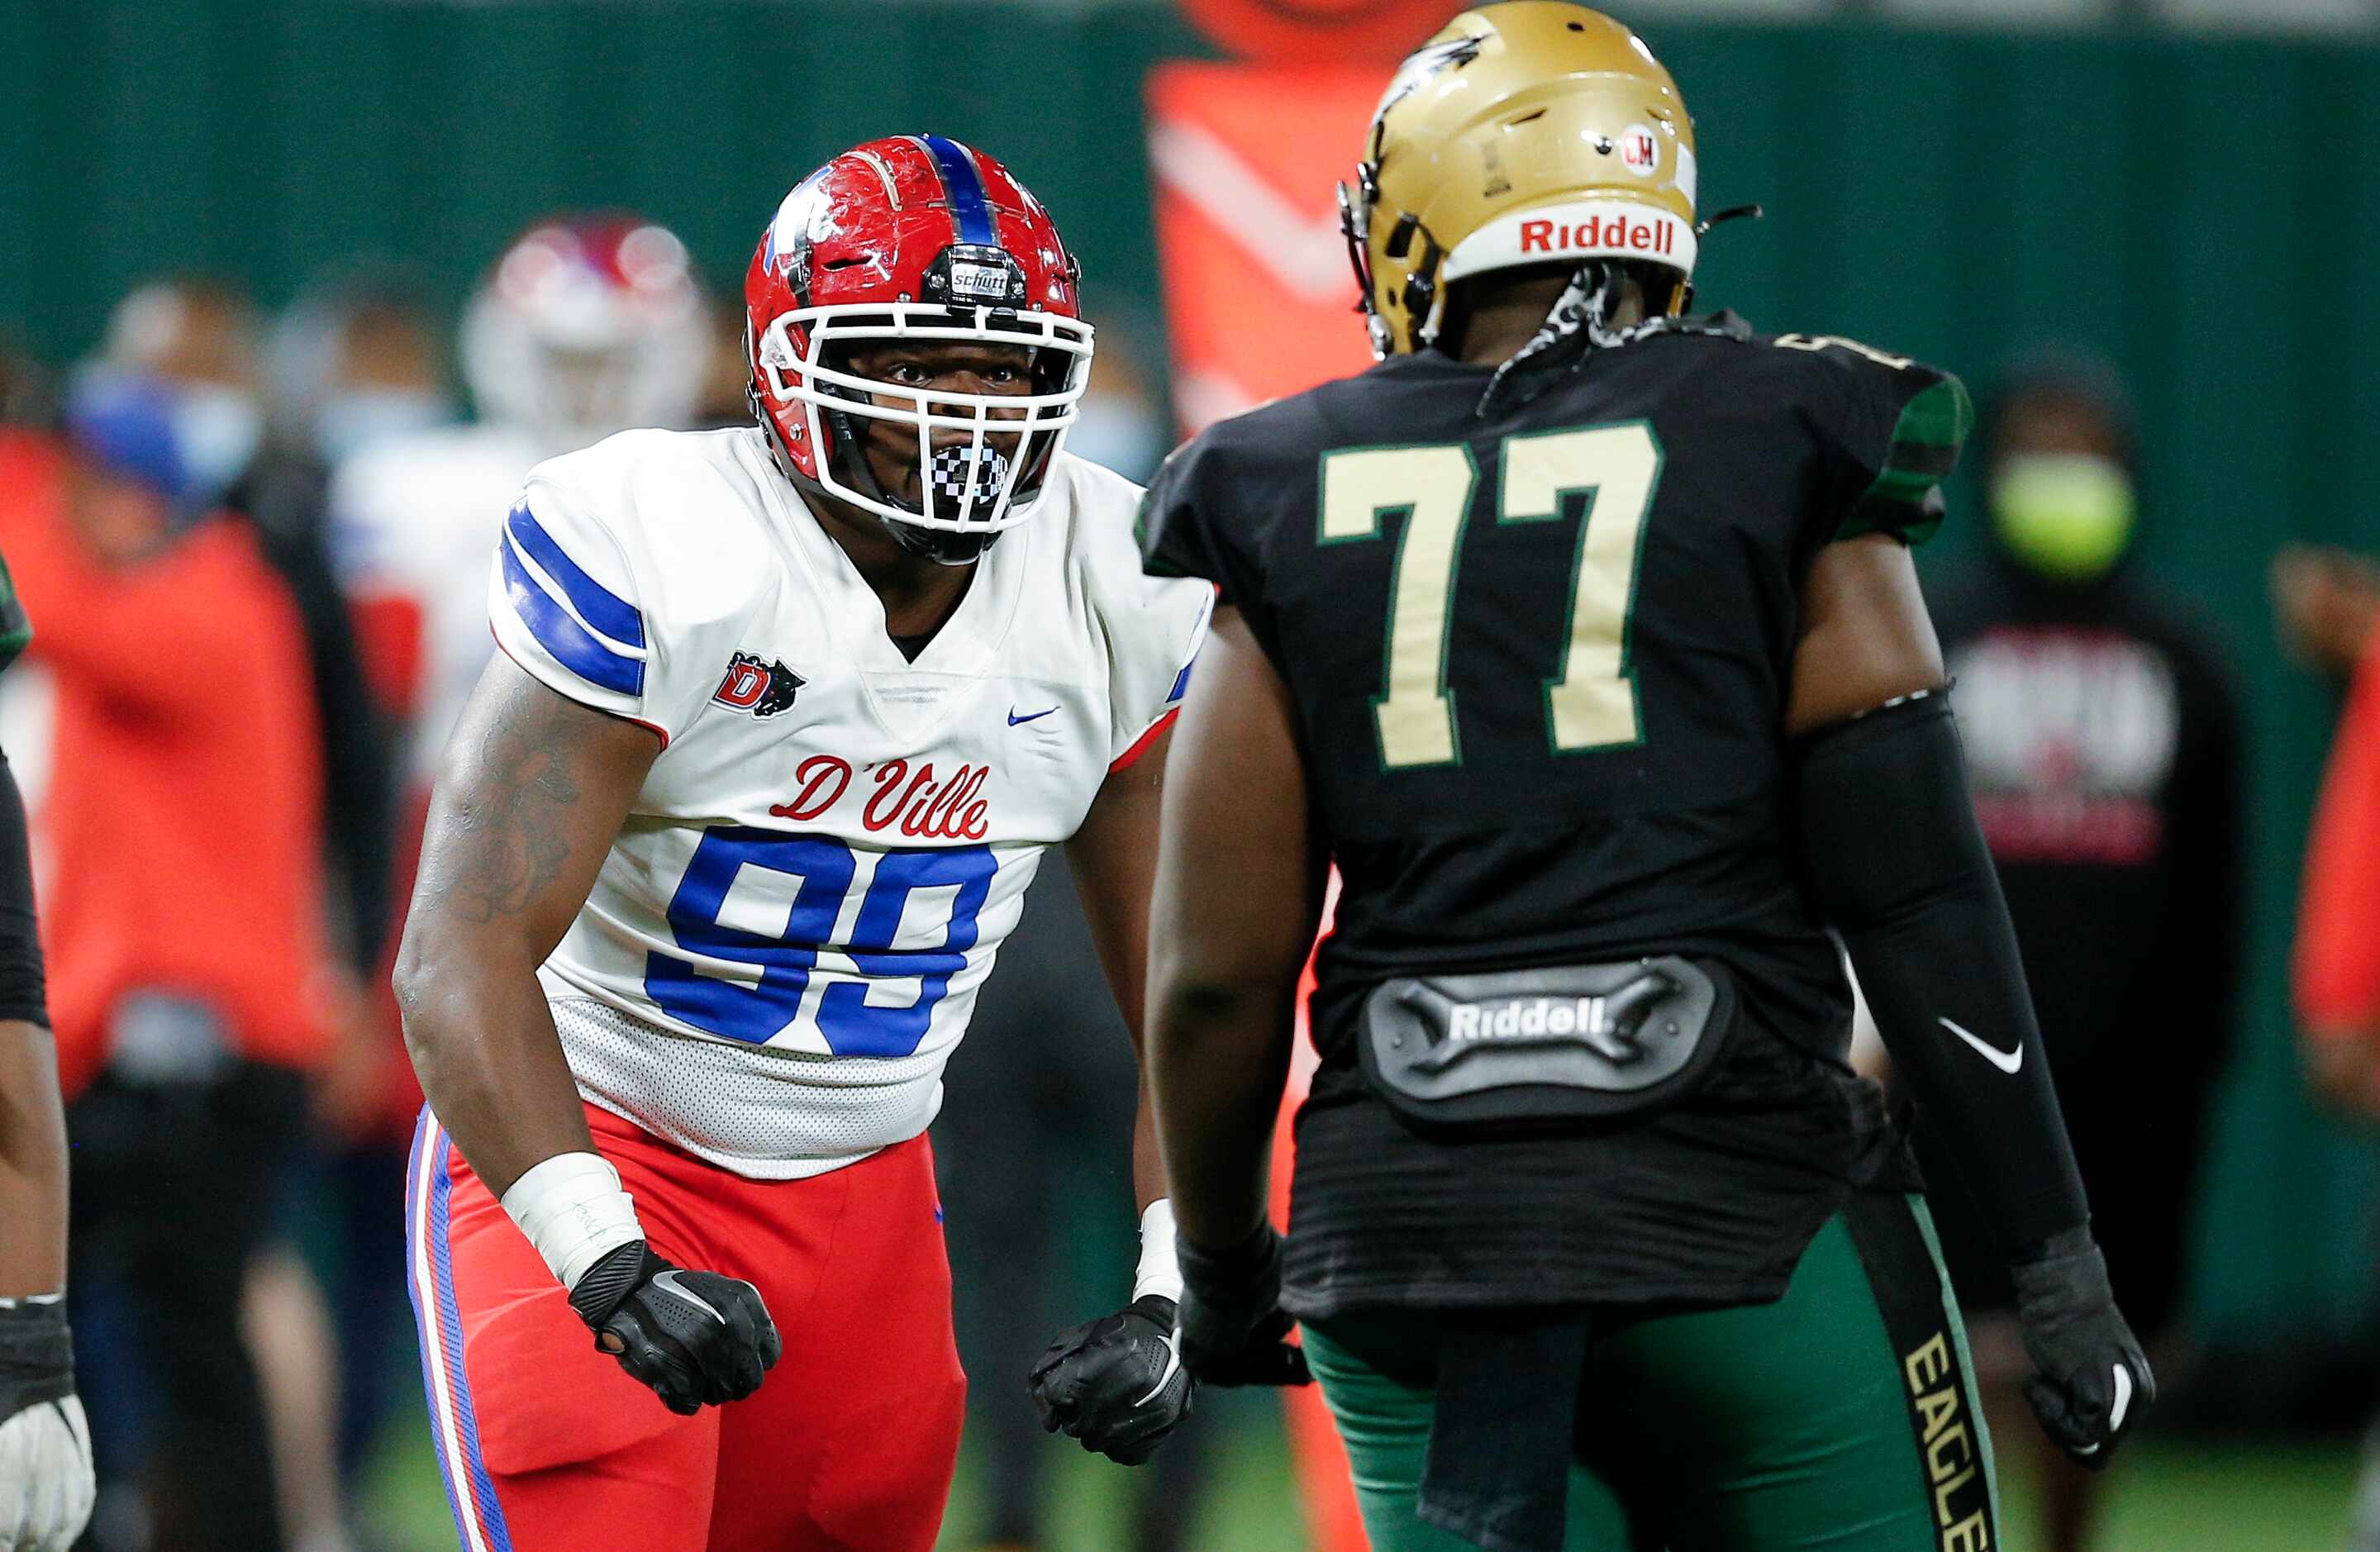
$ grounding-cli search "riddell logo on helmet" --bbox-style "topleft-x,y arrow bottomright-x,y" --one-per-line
1518,214 -> 1676,257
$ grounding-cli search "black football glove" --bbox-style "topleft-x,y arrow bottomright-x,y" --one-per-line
1175,1225 -> 1311,1388
1028,1294 -> 1193,1464
2011,1226 -> 2154,1469
567,1240 -> 782,1416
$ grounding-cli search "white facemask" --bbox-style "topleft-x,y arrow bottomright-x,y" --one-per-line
169,384 -> 263,502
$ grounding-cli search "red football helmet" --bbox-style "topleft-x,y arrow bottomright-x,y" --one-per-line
463,214 -> 708,450
745,136 -> 1092,560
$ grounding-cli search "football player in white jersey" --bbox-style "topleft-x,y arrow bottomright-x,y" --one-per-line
393,137 -> 1216,1551
331,215 -> 712,793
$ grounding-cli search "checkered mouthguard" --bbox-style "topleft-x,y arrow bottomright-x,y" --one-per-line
927,443 -> 1011,520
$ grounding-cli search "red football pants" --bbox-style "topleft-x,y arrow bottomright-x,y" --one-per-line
405,1105 -> 965,1552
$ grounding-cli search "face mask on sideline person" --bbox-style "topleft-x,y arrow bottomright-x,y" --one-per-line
167,382 -> 264,505
311,388 -> 450,464
1990,452 -> 2135,584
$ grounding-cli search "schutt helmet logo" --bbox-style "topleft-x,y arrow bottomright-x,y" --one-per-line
712,653 -> 804,718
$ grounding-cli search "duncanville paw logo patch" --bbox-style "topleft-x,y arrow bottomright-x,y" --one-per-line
712,653 -> 804,718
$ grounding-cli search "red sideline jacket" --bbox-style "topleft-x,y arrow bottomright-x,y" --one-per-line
0,431 -> 332,1095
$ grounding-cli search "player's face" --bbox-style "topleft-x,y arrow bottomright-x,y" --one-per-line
841,340 -> 1036,509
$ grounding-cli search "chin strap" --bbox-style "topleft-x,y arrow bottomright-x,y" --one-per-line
1476,203 -> 1770,421
883,517 -> 997,567
1475,261 -> 1705,420
764,406 -> 1002,567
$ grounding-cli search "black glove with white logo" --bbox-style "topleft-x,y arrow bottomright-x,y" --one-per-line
0,1298 -> 95,1551
1029,1294 -> 1192,1464
2011,1226 -> 2154,1469
1175,1224 -> 1311,1388
567,1241 -> 782,1416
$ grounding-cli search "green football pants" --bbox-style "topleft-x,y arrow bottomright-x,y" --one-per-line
1301,1193 -> 1997,1551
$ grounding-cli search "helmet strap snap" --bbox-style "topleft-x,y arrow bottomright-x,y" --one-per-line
816,401 -> 1007,568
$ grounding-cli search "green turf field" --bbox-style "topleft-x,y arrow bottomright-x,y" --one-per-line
359,1390 -> 2365,1551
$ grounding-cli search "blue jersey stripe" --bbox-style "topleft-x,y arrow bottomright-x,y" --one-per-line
916,134 -> 997,247
502,535 -> 645,697
1164,597 -> 1211,706
506,502 -> 644,648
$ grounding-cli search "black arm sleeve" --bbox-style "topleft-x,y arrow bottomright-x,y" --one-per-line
0,751 -> 48,1029
1794,691 -> 2087,1257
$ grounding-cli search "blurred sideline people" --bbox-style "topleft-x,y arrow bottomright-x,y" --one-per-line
0,523 -> 97,1550
2274,534 -> 2380,1112
1915,354 -> 2243,1552
329,214 -> 708,800
88,283 -> 264,509
257,276 -> 461,1528
691,290 -> 758,431
249,273 -> 446,983
264,273 -> 456,475
2278,540 -> 2380,1549
2290,565 -> 2380,1114
2273,545 -> 2380,687
99,279 -> 397,986
88,277 -> 402,1552
0,385 -> 336,1551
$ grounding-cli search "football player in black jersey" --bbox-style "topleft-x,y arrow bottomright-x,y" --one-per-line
1137,5 -> 2152,1549
0,537 -> 94,1550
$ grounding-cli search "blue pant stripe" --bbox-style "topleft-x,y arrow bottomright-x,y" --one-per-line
403,1113 -> 473,1545
429,1131 -> 514,1550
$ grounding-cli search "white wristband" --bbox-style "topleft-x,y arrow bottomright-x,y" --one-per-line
1133,1197 -> 1184,1303
499,1151 -> 644,1292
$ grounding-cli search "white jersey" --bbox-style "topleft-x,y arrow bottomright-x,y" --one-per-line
489,428 -> 1211,1178
331,424 -> 552,787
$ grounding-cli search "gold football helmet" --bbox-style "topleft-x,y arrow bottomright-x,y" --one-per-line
1341,2 -> 1700,357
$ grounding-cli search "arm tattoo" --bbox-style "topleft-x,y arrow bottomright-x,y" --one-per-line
435,692 -> 588,925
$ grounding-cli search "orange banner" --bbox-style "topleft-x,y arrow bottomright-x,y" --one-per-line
1146,61 -> 1387,435
1176,0 -> 1452,67
1148,64 -> 1391,1547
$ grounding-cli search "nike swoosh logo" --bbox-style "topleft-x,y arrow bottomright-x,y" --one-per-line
648,1270 -> 724,1325
1939,1016 -> 2023,1074
2073,1364 -> 2135,1456
1008,707 -> 1058,726
1134,1331 -> 1184,1407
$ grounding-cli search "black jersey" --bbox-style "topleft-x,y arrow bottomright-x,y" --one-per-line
1141,315 -> 1970,1315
